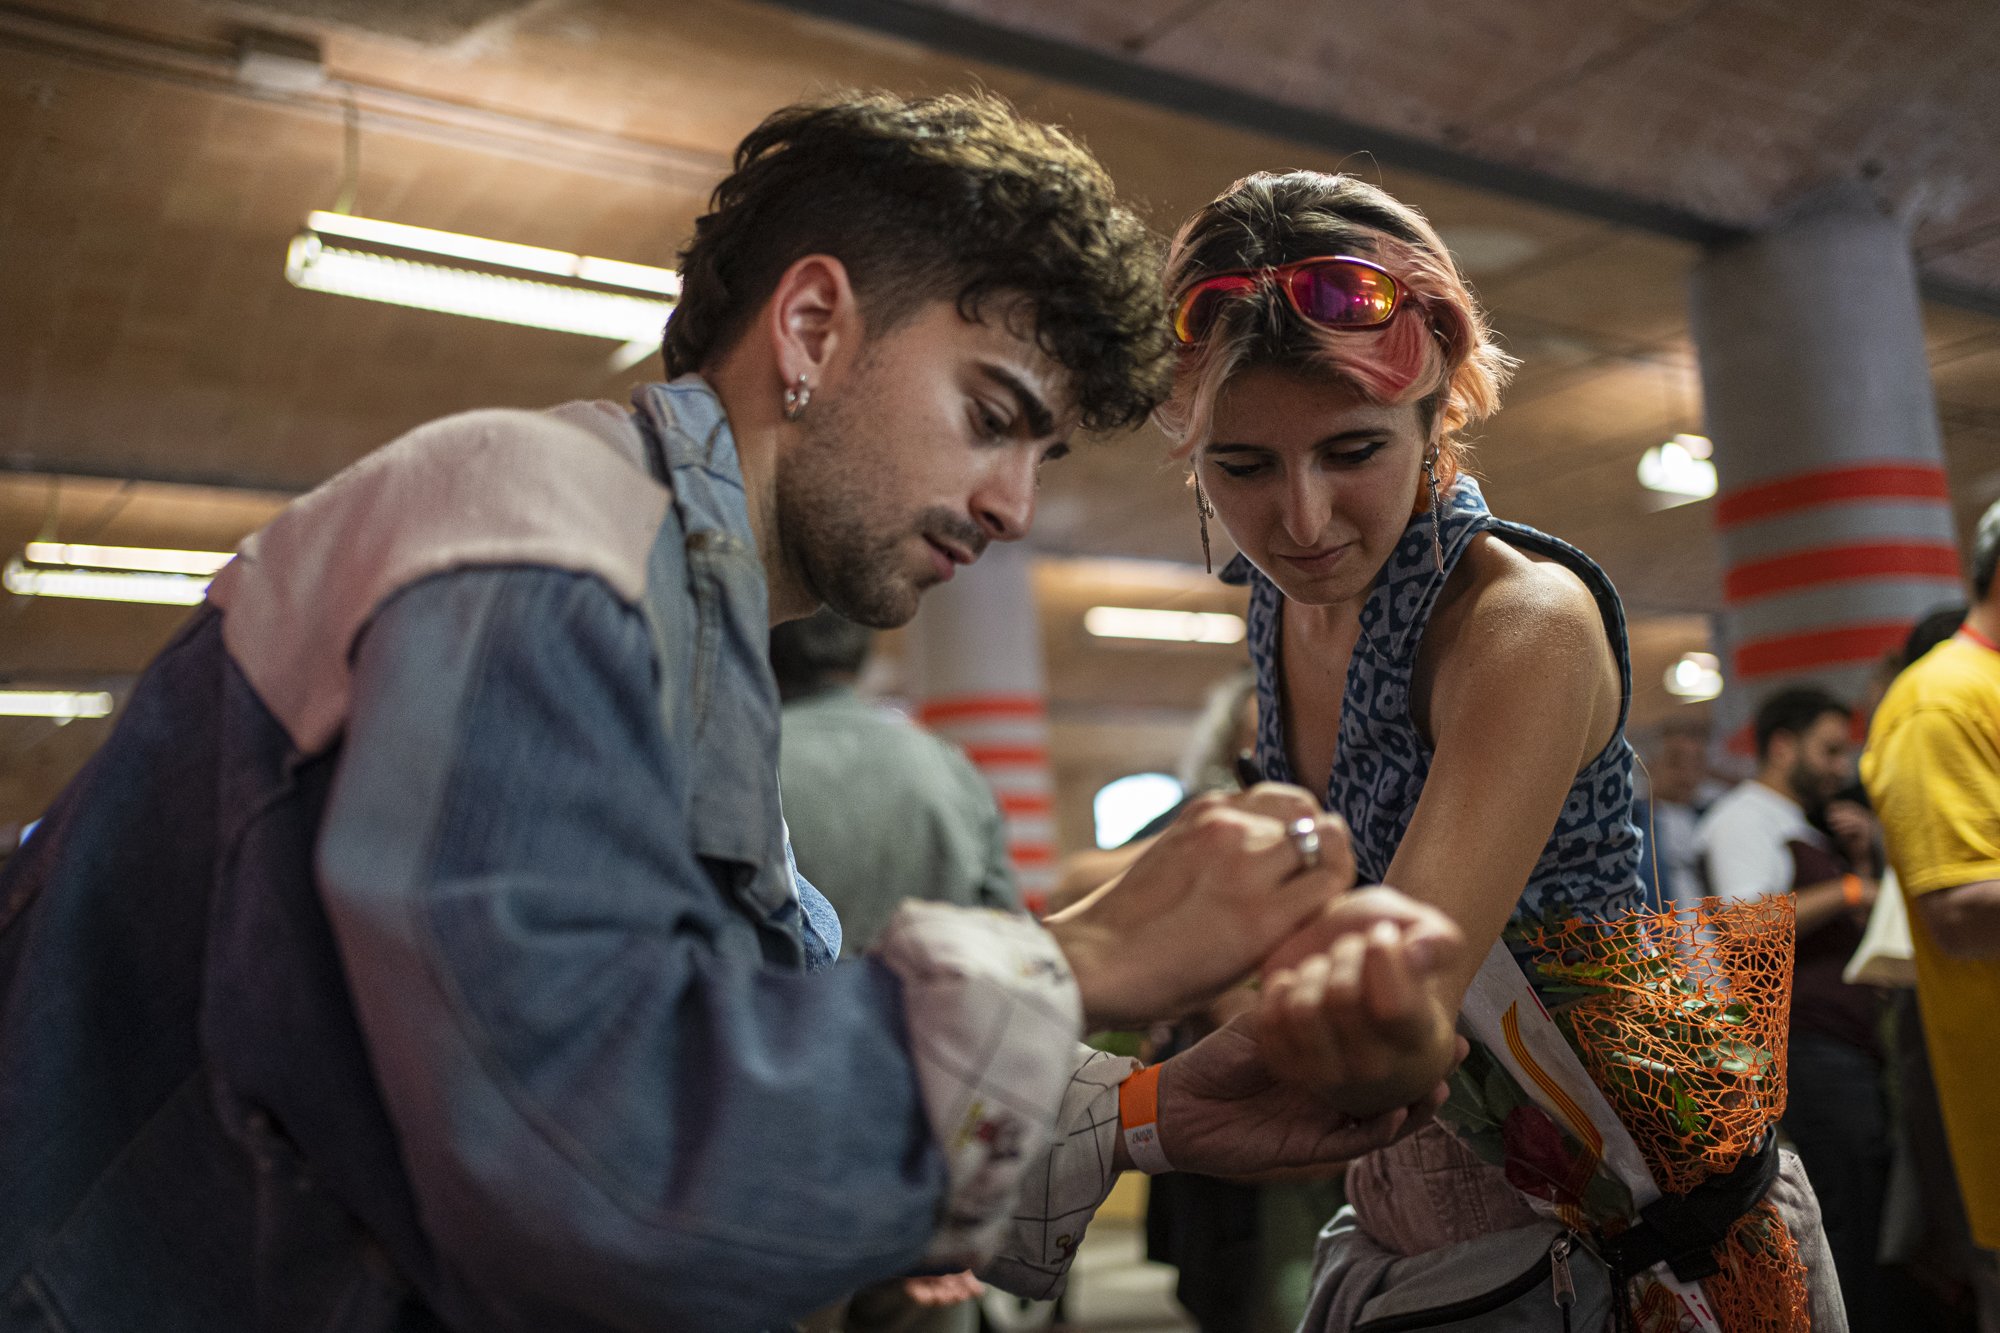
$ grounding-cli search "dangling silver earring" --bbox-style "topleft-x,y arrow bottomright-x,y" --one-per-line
1424,452 -> 1445,572
782,373 -> 812,422
1194,473 -> 1216,574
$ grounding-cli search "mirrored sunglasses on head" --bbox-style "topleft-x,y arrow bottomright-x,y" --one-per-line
1171,255 -> 1401,345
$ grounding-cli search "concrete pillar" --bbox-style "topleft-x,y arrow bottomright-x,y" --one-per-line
1690,189 -> 1963,748
906,543 -> 1058,914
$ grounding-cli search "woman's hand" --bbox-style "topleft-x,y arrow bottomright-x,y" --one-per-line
1253,888 -> 1464,1119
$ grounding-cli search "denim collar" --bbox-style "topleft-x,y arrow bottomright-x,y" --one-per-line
627,377 -> 799,948
630,374 -> 760,559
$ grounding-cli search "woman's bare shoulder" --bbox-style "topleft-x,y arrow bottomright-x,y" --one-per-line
1433,532 -> 1604,652
1422,537 -> 1621,761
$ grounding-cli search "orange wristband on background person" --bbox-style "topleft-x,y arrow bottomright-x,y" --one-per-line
1118,1063 -> 1173,1174
1842,874 -> 1865,908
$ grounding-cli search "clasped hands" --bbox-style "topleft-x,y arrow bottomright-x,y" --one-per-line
1042,783 -> 1465,1178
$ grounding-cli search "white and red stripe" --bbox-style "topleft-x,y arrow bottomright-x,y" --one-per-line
906,546 -> 1059,912
1717,462 -> 1962,688
1689,205 -> 1962,754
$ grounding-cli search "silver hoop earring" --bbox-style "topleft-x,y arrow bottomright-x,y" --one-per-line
1194,473 -> 1216,574
1424,452 -> 1445,572
782,373 -> 812,422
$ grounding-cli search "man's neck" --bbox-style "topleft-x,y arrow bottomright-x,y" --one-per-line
699,354 -> 817,625
1966,600 -> 2000,651
1753,771 -> 1801,810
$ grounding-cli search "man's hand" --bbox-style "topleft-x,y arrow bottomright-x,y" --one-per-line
1044,784 -> 1354,1028
1138,1018 -> 1456,1181
1824,800 -> 1881,876
903,1272 -> 982,1307
1253,889 -> 1464,1119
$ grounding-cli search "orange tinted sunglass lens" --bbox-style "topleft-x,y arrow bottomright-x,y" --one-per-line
1172,275 -> 1255,344
1285,259 -> 1398,328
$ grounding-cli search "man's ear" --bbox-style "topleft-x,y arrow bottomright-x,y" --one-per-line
765,254 -> 859,392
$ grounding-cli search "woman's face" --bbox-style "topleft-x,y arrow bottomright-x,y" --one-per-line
1196,365 -> 1429,609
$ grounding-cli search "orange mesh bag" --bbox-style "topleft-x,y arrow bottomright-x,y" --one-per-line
1527,894 -> 1809,1333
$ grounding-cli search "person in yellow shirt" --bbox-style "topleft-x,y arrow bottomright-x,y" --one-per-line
1862,497 -> 2000,1331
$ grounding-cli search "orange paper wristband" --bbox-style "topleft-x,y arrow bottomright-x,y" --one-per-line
1843,874 -> 1865,908
1118,1063 -> 1172,1174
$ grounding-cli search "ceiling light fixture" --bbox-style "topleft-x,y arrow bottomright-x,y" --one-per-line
1664,651 -> 1723,701
4,542 -> 230,606
1638,434 -> 1718,506
24,542 -> 233,576
1084,606 -> 1246,644
285,212 -> 677,368
0,689 -> 115,721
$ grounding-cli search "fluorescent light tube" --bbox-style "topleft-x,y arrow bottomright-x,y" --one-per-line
4,558 -> 211,606
1084,606 -> 1246,644
0,689 -> 114,720
305,212 -> 680,296
24,542 -> 233,576
287,236 -> 673,342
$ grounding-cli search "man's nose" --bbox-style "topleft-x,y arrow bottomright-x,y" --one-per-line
973,453 -> 1037,544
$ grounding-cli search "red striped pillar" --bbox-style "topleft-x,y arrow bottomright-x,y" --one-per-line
1690,191 -> 1963,748
907,544 -> 1057,914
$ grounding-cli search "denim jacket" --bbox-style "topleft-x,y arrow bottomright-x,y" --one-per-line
0,378 -> 1088,1332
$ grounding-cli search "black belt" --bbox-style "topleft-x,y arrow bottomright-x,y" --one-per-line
1600,1130 -> 1780,1284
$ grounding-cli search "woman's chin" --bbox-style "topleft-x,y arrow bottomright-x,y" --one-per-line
1266,564 -> 1372,608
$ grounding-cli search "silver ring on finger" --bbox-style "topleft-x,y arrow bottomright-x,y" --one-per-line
1289,816 -> 1322,872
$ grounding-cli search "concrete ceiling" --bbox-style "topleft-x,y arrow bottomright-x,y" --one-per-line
2,0 -> 1998,834
800,0 -> 2000,305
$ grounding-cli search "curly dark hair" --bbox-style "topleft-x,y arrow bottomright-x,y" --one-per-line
662,90 -> 1173,432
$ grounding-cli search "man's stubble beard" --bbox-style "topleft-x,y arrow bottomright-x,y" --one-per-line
774,393 -> 924,630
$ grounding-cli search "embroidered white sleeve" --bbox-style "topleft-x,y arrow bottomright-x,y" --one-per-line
978,1047 -> 1141,1300
870,902 -> 1086,1268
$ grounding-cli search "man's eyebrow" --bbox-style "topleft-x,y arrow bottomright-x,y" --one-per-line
980,363 -> 1056,439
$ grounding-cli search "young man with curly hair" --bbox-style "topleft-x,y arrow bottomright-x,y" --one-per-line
0,93 -> 1463,1331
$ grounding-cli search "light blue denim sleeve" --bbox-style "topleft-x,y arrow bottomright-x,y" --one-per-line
787,841 -> 844,968
316,566 -> 944,1332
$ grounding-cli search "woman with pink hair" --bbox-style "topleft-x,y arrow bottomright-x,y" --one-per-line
1161,171 -> 1845,1329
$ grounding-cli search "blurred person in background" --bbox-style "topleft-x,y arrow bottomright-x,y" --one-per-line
773,607 -> 1019,957
1639,715 -> 1718,912
773,606 -> 1015,1333
1698,686 -> 1889,1330
1056,667 -> 1357,1333
0,91 -> 1466,1333
1863,499 -> 2000,1332
1861,602 -> 1986,1333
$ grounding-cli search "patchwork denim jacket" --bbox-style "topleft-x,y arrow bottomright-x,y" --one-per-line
0,378 -> 1085,1332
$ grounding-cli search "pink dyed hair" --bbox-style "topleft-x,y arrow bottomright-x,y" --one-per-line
1155,172 -> 1516,504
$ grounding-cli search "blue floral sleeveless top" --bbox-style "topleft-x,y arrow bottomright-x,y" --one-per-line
1222,476 -> 1649,950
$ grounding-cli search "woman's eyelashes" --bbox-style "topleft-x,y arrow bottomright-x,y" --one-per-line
1209,440 -> 1388,479
1325,440 -> 1389,466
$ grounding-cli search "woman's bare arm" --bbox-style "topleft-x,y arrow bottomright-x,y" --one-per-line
1385,535 -> 1625,1007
